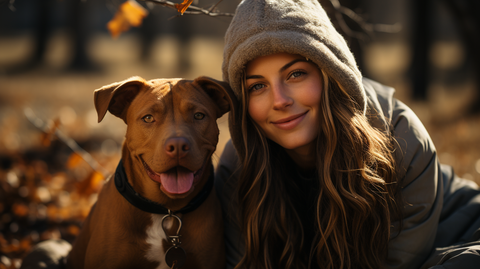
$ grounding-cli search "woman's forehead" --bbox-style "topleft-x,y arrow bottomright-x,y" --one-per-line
245,53 -> 307,73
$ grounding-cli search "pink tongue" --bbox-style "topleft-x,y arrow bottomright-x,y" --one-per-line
160,167 -> 194,194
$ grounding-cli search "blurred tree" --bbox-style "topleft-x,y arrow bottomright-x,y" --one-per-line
409,0 -> 480,114
5,0 -> 97,74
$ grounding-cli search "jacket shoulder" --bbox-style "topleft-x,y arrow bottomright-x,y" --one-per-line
362,77 -> 396,130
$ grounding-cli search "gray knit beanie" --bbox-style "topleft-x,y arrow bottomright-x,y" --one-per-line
222,0 -> 366,113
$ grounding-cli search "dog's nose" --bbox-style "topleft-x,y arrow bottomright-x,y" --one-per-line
165,137 -> 191,158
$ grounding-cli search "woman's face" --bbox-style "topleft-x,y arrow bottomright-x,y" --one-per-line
245,53 -> 323,158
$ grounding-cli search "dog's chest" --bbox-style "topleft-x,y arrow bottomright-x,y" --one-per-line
145,214 -> 175,269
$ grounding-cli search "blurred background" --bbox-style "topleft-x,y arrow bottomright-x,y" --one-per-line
0,0 -> 479,267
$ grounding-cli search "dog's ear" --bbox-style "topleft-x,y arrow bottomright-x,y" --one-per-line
94,76 -> 147,123
193,76 -> 237,119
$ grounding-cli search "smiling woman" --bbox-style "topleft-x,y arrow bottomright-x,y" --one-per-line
224,48 -> 399,269
245,53 -> 323,168
215,0 -> 480,269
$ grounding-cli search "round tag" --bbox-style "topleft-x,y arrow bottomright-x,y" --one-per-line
165,246 -> 187,268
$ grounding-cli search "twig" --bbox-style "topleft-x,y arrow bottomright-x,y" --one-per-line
24,107 -> 110,177
328,0 -> 401,40
208,0 -> 224,13
139,0 -> 234,17
139,0 -> 399,39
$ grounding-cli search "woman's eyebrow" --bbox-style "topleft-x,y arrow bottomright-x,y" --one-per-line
280,58 -> 308,72
246,74 -> 263,80
245,58 -> 308,80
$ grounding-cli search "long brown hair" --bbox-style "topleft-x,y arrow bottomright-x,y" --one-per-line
234,69 -> 402,269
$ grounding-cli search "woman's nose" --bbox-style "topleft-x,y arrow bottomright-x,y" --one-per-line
272,83 -> 293,110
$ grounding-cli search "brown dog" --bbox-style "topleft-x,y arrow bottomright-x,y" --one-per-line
66,76 -> 233,269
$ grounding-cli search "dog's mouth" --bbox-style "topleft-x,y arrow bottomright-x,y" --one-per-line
142,160 -> 203,195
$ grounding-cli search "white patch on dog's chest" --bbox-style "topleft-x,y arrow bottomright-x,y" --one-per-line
145,214 -> 173,269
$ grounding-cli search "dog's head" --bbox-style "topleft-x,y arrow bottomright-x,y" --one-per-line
94,76 -> 234,204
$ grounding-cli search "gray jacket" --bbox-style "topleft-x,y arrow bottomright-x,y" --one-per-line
215,78 -> 480,269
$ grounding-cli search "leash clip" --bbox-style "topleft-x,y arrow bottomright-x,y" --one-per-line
162,209 -> 183,243
162,210 -> 187,268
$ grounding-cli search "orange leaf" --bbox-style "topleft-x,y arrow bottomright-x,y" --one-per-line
46,204 -> 58,220
76,171 -> 105,196
175,0 -> 194,15
107,0 -> 148,38
87,171 -> 105,193
67,153 -> 83,169
68,225 -> 80,236
20,238 -> 32,252
12,203 -> 29,217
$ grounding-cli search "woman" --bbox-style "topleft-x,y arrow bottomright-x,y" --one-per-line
215,0 -> 480,269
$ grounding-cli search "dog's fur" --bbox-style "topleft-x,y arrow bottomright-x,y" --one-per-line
66,76 -> 233,269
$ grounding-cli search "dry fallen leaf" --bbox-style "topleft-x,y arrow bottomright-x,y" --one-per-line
175,0 -> 194,15
68,225 -> 80,236
12,203 -> 29,217
67,153 -> 83,169
107,0 -> 148,38
76,171 -> 105,196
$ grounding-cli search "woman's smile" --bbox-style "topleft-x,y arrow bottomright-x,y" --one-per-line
271,111 -> 308,130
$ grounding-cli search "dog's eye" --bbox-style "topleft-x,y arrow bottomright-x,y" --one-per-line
142,115 -> 155,123
194,112 -> 205,120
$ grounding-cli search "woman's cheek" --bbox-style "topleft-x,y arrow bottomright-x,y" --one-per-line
248,97 -> 267,124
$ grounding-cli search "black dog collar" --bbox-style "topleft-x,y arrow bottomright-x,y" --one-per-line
114,160 -> 214,215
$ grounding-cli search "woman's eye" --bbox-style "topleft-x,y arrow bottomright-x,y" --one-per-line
194,112 -> 205,120
249,83 -> 265,92
289,70 -> 306,79
142,115 -> 155,123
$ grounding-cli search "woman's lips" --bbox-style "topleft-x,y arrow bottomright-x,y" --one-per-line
271,111 -> 308,130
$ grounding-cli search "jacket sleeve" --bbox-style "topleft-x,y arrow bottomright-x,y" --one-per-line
383,98 -> 444,269
214,140 -> 245,269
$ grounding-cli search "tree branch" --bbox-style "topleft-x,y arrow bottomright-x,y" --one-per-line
5,0 -> 400,40
139,0 -> 400,40
24,108 -> 110,177
139,0 -> 235,17
327,0 -> 401,40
